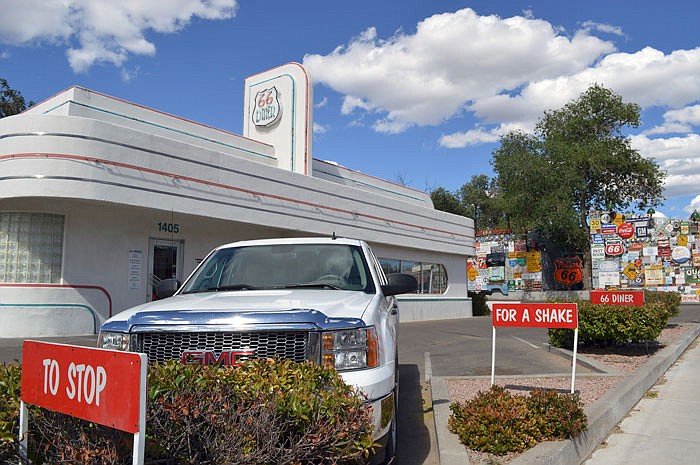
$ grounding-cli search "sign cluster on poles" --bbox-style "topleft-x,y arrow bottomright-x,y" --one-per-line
491,302 -> 579,393
20,341 -> 147,465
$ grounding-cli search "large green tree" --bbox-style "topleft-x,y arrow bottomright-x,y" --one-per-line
430,187 -> 468,216
1,78 -> 32,118
491,84 -> 665,286
430,176 -> 507,231
458,174 -> 505,231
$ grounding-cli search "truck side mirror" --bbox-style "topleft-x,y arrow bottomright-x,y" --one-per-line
155,278 -> 181,299
381,273 -> 418,296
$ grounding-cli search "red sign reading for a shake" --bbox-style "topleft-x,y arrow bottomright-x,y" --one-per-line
492,303 -> 578,329
21,341 -> 146,434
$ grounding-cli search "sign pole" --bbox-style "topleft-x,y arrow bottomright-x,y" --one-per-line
571,327 -> 579,394
132,354 -> 147,465
18,400 -> 28,465
491,326 -> 496,386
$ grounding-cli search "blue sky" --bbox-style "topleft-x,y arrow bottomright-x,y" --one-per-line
2,0 -> 699,218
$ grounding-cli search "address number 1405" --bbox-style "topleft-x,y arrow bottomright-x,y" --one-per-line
157,222 -> 180,234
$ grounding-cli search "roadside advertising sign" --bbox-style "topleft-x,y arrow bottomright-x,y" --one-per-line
591,244 -> 605,260
492,303 -> 578,328
526,251 -> 541,272
591,290 -> 644,306
634,223 -> 649,238
672,246 -> 691,264
644,266 -> 664,286
467,264 -> 479,281
605,240 -> 624,257
622,263 -> 640,281
617,222 -> 634,239
601,224 -> 617,235
491,303 -> 579,393
553,257 -> 584,286
20,341 -> 147,464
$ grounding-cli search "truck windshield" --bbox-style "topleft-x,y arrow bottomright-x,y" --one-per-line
180,244 -> 375,294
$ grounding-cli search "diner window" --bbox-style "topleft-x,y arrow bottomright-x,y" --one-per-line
379,258 -> 448,294
0,212 -> 64,283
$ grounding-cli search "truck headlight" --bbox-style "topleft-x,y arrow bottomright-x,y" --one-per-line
322,327 -> 378,371
98,332 -> 130,351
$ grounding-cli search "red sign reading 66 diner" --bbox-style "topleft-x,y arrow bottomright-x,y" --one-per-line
21,341 -> 146,434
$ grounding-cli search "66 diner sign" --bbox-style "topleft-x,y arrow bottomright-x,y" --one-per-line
252,86 -> 282,127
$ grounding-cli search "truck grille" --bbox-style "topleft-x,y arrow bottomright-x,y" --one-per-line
135,331 -> 314,365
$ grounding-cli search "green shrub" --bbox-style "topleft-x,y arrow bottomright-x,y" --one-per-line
548,295 -> 678,349
448,385 -> 587,455
643,290 -> 681,318
1,358 -> 374,465
469,291 -> 490,316
0,363 -> 22,463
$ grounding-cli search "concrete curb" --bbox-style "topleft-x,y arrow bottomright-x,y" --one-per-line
430,324 -> 700,465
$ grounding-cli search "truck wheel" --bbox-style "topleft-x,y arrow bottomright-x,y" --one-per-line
384,363 -> 399,464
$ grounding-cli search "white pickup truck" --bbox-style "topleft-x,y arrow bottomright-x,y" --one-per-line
98,237 -> 417,464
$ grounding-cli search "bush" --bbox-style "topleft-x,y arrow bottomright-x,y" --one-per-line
548,293 -> 680,349
0,363 -> 22,463
448,385 -> 587,455
644,290 -> 681,318
1,359 -> 375,465
469,291 -> 490,316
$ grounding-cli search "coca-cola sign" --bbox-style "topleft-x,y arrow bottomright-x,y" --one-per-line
617,222 -> 634,239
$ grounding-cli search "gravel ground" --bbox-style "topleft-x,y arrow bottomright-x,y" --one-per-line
446,323 -> 693,465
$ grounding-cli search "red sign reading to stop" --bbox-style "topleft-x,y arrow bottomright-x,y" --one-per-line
21,341 -> 146,434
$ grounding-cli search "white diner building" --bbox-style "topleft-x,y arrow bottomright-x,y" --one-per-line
0,63 -> 475,338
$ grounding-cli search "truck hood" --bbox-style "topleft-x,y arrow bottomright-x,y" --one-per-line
101,289 -> 376,332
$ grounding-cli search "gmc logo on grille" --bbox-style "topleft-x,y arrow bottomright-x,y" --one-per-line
181,350 -> 254,366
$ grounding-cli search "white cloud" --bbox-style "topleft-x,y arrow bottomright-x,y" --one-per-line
645,104 -> 700,135
0,50 -> 9,59
630,133 -> 700,198
313,122 -> 329,134
580,21 -> 626,38
0,0 -> 238,73
665,104 -> 700,126
304,8 -> 615,133
120,66 -> 140,83
341,95 -> 372,115
303,5 -> 700,210
439,128 -> 502,148
314,97 -> 328,109
686,195 -> 700,214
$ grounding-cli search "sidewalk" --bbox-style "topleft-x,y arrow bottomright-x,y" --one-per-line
583,337 -> 700,465
431,324 -> 700,465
